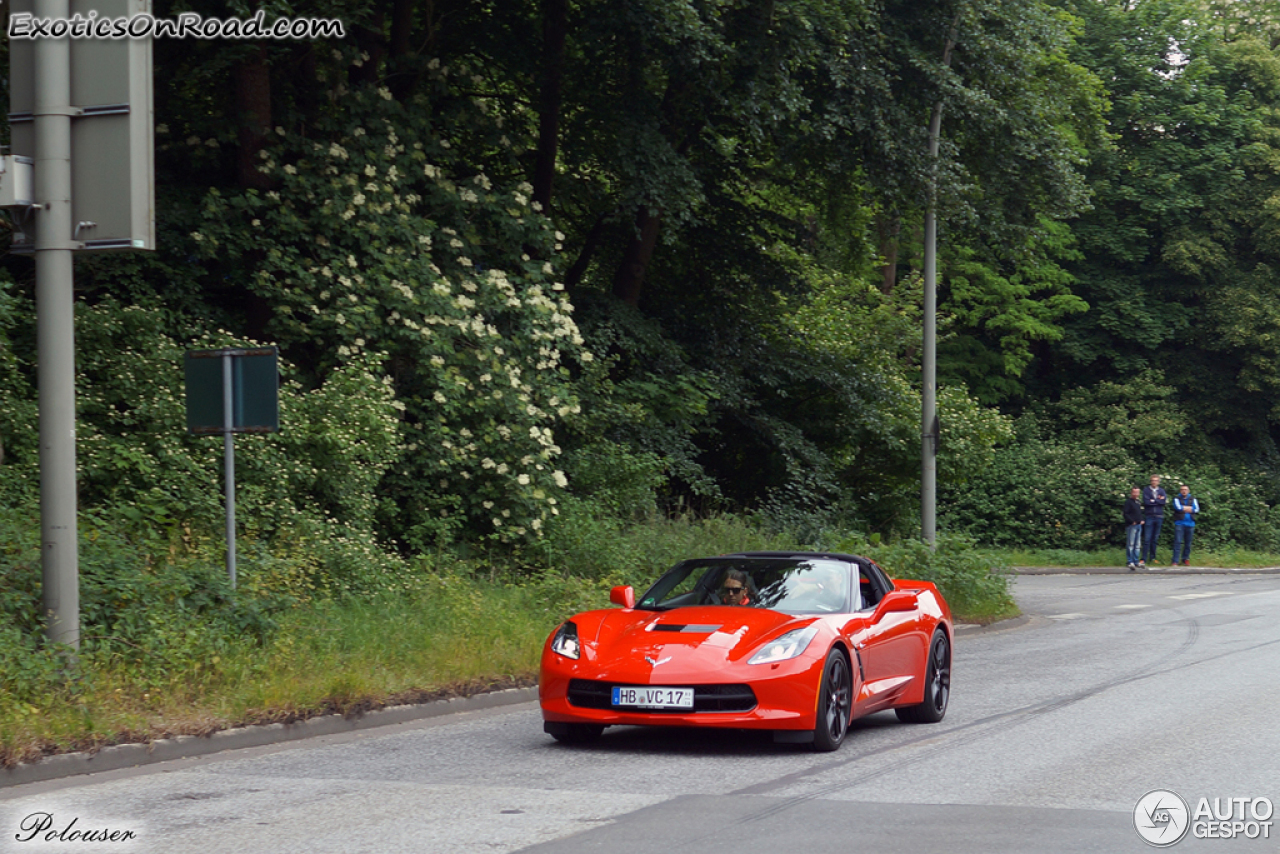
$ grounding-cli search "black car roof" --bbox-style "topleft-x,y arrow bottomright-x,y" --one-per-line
723,551 -> 867,563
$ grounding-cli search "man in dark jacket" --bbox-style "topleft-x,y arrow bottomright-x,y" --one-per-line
1141,474 -> 1167,566
1124,487 -> 1144,570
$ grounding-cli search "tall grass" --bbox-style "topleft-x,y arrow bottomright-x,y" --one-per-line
1,507 -> 1018,765
0,572 -> 607,767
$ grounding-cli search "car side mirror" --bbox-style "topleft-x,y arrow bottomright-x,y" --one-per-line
873,590 -> 916,620
610,585 -> 636,609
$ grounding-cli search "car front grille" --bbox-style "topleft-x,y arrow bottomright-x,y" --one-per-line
567,679 -> 757,713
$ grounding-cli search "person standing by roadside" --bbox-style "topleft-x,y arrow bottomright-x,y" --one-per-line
1141,474 -> 1167,566
1124,487 -> 1145,571
1171,484 -> 1200,566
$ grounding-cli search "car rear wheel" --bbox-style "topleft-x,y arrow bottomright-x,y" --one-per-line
895,629 -> 950,724
812,650 -> 852,752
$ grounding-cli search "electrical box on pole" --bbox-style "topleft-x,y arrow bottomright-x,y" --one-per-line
8,0 -> 155,252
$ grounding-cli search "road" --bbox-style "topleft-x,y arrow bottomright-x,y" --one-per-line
3,572 -> 1279,854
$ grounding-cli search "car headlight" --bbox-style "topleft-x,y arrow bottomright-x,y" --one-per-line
550,621 -> 580,660
748,623 -> 820,665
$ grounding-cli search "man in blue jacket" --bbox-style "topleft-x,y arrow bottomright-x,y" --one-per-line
1171,484 -> 1200,566
1141,474 -> 1167,566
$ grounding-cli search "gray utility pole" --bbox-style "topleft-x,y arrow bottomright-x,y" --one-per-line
921,100 -> 941,548
35,0 -> 81,650
921,15 -> 961,548
9,0 -> 155,650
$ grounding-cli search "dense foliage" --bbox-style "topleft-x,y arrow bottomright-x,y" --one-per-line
3,0 -> 1280,636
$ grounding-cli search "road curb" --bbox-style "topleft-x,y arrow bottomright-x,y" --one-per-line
1,686 -> 539,789
954,615 -> 1030,636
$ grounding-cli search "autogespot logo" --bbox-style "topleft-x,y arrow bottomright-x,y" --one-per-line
1135,789 -> 1191,847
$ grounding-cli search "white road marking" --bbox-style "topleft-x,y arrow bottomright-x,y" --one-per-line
1168,591 -> 1236,600
1114,604 -> 1151,610
1047,613 -> 1088,620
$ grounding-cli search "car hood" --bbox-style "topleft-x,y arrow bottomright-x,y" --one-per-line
572,606 -> 818,678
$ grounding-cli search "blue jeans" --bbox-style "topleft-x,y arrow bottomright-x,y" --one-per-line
1126,523 -> 1143,565
1142,517 -> 1163,562
1172,525 -> 1195,564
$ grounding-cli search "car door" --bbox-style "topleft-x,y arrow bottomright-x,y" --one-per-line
852,560 -> 922,709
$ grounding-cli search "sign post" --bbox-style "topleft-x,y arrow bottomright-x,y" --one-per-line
185,347 -> 280,588
5,0 -> 155,650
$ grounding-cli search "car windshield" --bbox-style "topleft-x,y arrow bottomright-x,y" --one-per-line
636,558 -> 851,614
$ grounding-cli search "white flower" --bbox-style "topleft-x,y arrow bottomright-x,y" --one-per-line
517,474 -> 530,485
553,470 -> 568,488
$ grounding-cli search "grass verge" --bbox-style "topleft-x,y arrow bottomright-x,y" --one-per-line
992,546 -> 1280,569
2,517 -> 1016,767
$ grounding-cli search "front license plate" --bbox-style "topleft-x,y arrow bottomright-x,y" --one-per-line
611,686 -> 694,709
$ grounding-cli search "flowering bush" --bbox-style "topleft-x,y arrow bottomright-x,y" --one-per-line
180,78 -> 590,547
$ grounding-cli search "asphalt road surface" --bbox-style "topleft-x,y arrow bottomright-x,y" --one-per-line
3,572 -> 1278,854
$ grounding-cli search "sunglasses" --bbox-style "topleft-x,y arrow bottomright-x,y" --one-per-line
721,586 -> 745,595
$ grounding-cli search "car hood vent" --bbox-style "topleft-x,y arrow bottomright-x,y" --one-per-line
649,623 -> 722,633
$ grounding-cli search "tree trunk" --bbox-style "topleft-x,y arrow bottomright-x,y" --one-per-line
877,212 -> 902,294
389,0 -> 417,100
532,0 -> 567,213
350,7 -> 387,88
565,211 -> 608,291
235,47 -> 273,190
612,207 -> 662,306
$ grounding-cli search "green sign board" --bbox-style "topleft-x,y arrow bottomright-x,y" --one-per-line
185,347 -> 280,434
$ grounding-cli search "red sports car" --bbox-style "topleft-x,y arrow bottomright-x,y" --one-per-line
539,551 -> 953,751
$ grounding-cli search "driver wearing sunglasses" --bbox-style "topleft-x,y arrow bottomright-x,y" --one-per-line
720,569 -> 752,606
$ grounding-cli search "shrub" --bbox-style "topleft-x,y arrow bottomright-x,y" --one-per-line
834,533 -> 1016,622
939,423 -> 1279,552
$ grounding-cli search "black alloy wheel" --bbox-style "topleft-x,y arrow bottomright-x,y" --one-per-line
812,650 -> 852,752
895,629 -> 950,724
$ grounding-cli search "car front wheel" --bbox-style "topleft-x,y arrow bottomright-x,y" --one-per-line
812,650 -> 852,751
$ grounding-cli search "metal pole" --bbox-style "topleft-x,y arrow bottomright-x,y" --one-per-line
921,101 -> 944,547
35,0 -> 80,649
222,353 -> 236,589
